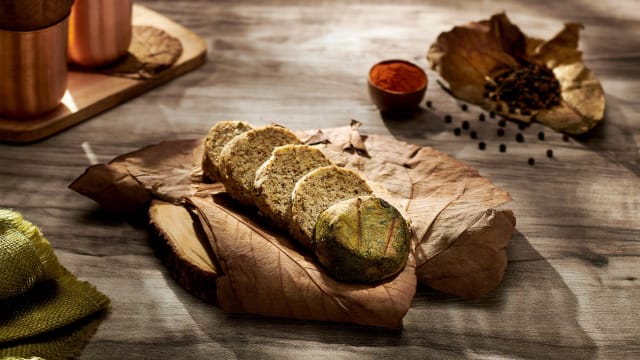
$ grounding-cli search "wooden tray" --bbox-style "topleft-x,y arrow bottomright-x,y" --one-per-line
0,5 -> 207,143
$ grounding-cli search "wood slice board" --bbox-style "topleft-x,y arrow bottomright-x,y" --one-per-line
149,200 -> 219,303
0,5 -> 207,143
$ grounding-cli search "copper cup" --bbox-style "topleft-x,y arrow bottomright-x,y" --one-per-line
68,0 -> 133,67
0,17 -> 69,118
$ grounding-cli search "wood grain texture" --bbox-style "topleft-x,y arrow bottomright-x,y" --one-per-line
0,0 -> 638,358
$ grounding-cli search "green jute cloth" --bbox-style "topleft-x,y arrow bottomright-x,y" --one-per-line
0,209 -> 110,360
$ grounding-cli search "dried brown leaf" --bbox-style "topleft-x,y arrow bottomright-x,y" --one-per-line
428,13 -> 522,103
300,126 -> 515,298
428,13 -> 605,134
69,162 -> 152,215
186,195 -> 416,329
344,135 -> 514,299
102,26 -> 183,79
70,123 -> 516,329
69,139 -> 201,212
417,209 -> 515,298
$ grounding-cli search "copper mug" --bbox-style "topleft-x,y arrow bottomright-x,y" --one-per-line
68,0 -> 133,67
0,18 -> 69,118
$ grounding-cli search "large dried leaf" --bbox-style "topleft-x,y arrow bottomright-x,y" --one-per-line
417,209 -> 515,298
70,123 -> 516,327
186,195 -> 416,329
69,139 -> 201,213
428,13 -> 605,134
313,125 -> 515,299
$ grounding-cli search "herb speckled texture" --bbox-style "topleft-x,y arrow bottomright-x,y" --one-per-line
314,196 -> 410,283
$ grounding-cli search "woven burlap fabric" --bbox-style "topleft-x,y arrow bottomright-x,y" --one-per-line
0,209 -> 110,360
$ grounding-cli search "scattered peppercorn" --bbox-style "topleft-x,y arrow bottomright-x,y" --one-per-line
444,114 -> 452,123
461,104 -> 468,111
479,113 -> 486,122
518,123 -> 526,130
495,104 -> 503,112
462,121 -> 469,130
546,149 -> 553,158
528,158 -> 535,166
563,134 -> 570,142
426,100 -> 432,108
454,128 -> 461,136
498,119 -> 507,127
497,128 -> 505,137
470,131 -> 477,139
478,141 -> 486,150
499,144 -> 506,152
538,131 -> 545,140
516,133 -> 524,142
489,111 -> 496,119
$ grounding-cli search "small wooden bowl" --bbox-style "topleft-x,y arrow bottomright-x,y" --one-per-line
368,59 -> 427,113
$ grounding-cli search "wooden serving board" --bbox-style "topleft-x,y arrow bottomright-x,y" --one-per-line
149,200 -> 219,303
0,5 -> 207,143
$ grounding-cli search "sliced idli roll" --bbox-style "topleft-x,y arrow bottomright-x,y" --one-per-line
289,165 -> 372,249
202,120 -> 254,182
219,124 -> 301,206
254,144 -> 332,228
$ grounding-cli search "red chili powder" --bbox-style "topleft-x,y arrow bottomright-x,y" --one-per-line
370,61 -> 426,93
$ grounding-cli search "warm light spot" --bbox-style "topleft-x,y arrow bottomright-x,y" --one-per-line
61,90 -> 78,112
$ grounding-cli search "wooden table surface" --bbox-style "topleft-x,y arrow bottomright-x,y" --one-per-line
1,0 -> 638,358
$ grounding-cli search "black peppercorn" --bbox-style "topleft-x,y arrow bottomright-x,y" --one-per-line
498,119 -> 507,127
461,104 -> 468,111
462,121 -> 469,130
489,111 -> 496,119
518,123 -> 526,130
516,133 -> 524,142
528,158 -> 535,166
499,144 -> 506,152
426,100 -> 432,108
470,130 -> 477,139
497,128 -> 505,136
478,141 -> 486,150
490,63 -> 561,113
563,134 -> 570,142
546,149 -> 553,158
454,128 -> 461,136
444,114 -> 452,123
538,131 -> 545,140
479,113 -> 486,121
